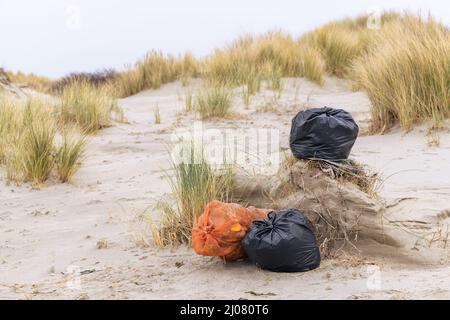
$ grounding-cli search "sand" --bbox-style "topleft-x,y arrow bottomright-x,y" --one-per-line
0,77 -> 449,299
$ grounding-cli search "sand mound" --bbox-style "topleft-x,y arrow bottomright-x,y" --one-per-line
0,68 -> 56,103
232,159 -> 416,255
0,68 -> 28,99
0,68 -> 12,92
0,68 -> 10,85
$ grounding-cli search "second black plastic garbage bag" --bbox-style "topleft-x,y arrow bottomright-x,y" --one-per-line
242,209 -> 321,272
289,106 -> 359,161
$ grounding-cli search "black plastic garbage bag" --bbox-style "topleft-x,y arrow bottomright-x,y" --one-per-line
242,209 -> 321,272
289,106 -> 359,161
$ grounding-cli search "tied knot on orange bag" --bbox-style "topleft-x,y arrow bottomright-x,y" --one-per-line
192,200 -> 272,261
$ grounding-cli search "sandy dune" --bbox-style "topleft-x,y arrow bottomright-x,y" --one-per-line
1,77 -> 449,299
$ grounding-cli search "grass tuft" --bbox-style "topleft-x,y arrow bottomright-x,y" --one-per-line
184,91 -> 194,112
56,127 -> 87,183
0,95 -> 98,187
351,15 -> 450,131
152,140 -> 234,246
5,71 -> 52,92
195,86 -> 233,119
57,81 -> 113,133
50,69 -> 117,94
117,51 -> 181,97
0,98 -> 56,187
180,52 -> 199,86
21,104 -> 56,187
154,105 -> 161,124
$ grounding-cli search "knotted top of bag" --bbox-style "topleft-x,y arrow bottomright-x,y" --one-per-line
289,106 -> 359,161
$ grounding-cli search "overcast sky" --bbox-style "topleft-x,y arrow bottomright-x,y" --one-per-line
1,0 -> 449,78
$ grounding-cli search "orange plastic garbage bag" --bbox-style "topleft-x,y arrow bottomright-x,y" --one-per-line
192,200 -> 272,261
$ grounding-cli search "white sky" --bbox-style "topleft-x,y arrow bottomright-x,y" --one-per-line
0,0 -> 449,78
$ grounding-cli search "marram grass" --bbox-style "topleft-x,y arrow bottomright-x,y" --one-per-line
56,127 -> 87,183
57,80 -> 113,133
195,86 -> 233,119
351,15 -> 450,132
152,140 -> 234,246
0,97 -> 89,187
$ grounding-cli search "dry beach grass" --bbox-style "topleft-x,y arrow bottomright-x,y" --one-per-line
4,12 -> 447,132
151,140 -> 234,247
0,79 -> 121,186
0,98 -> 87,187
